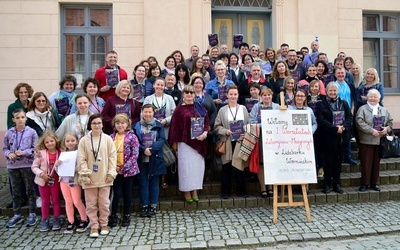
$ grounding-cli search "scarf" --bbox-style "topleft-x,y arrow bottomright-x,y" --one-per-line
140,117 -> 156,127
26,108 -> 52,131
367,101 -> 380,116
305,75 -> 319,83
60,89 -> 75,102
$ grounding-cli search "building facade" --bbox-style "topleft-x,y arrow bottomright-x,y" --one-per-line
0,0 -> 399,164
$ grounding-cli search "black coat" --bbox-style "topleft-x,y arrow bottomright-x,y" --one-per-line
316,96 -> 353,152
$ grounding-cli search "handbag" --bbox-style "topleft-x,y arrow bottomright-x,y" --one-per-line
162,142 -> 176,167
380,135 -> 400,159
215,140 -> 226,155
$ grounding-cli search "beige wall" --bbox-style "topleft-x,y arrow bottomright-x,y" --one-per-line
0,0 -> 399,166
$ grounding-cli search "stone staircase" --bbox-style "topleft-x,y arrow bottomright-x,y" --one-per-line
1,153 -> 400,216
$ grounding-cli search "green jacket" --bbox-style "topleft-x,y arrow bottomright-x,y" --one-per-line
7,99 -> 29,129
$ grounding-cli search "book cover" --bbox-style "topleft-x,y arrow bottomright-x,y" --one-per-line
332,111 -> 345,126
244,98 -> 258,113
373,116 -> 385,131
142,131 -> 155,148
132,84 -> 143,101
154,107 -> 166,120
208,33 -> 219,47
229,120 -> 244,141
233,34 -> 243,49
218,85 -> 228,102
115,104 -> 131,118
190,117 -> 205,139
105,69 -> 119,88
55,96 -> 70,116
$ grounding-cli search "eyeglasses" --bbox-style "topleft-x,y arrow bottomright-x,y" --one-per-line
184,91 -> 194,94
297,56 -> 303,59
91,122 -> 102,126
202,59 -> 210,62
36,100 -> 46,103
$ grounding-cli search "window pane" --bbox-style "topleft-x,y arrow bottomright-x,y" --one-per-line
65,35 -> 85,74
363,15 -> 378,31
383,39 -> 398,56
384,72 -> 398,88
65,8 -> 84,26
90,35 -> 110,74
90,9 -> 110,27
363,39 -> 379,70
383,15 -> 397,32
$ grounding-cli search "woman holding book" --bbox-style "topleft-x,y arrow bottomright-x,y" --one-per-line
214,85 -> 249,199
48,75 -> 78,121
130,64 -> 154,103
356,68 -> 384,108
101,80 -> 141,135
169,85 -> 210,202
356,89 -> 392,192
205,60 -> 235,108
316,82 -> 352,194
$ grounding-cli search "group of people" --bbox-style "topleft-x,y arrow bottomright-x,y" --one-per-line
3,40 -> 394,237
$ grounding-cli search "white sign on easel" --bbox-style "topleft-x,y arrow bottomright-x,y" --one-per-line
261,109 -> 317,185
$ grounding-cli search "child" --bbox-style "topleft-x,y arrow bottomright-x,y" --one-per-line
78,114 -> 117,238
244,82 -> 261,112
3,109 -> 38,228
134,104 -> 166,217
56,132 -> 89,233
31,131 -> 62,231
109,114 -> 140,227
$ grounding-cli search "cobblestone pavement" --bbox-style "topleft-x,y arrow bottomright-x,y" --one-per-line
1,200 -> 400,249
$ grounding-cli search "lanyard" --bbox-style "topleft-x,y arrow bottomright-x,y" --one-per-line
228,105 -> 239,121
14,128 -> 25,150
91,98 -> 101,113
154,95 -> 165,109
186,104 -> 200,118
78,114 -> 89,136
46,150 -> 59,175
90,132 -> 102,161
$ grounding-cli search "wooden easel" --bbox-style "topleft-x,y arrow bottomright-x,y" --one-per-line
272,183 -> 311,224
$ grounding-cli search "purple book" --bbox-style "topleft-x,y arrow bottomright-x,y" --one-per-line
142,131 -> 155,148
373,116 -> 385,131
105,69 -> 119,88
229,120 -> 244,141
332,111 -> 344,126
244,98 -> 258,113
154,107 -> 166,120
132,84 -> 144,101
218,85 -> 228,102
55,96 -> 70,117
208,33 -> 219,47
115,104 -> 131,118
190,117 -> 204,139
233,34 -> 243,49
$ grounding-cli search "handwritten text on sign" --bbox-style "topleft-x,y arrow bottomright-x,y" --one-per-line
261,110 -> 317,184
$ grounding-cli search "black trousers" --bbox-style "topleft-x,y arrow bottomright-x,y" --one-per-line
323,149 -> 343,187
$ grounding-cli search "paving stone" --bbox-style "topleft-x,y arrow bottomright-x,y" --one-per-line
190,241 -> 207,249
347,229 -> 364,236
375,227 -> 391,233
241,237 -> 259,245
133,246 -> 150,250
287,234 -> 303,241
302,232 -> 320,240
226,238 -> 242,246
170,242 -> 190,249
360,228 -> 377,234
151,244 -> 170,250
208,239 -> 225,248
274,235 -> 288,242
258,236 -> 276,244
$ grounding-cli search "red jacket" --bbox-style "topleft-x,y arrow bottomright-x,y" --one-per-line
94,65 -> 128,102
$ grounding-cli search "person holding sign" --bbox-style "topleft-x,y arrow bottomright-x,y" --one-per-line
101,80 -> 141,135
214,85 -> 249,199
316,82 -> 353,194
95,51 -> 128,102
249,87 -> 279,197
205,60 -> 235,108
356,89 -> 393,192
133,104 -> 166,217
169,85 -> 210,203
77,114 -> 117,237
48,75 -> 78,122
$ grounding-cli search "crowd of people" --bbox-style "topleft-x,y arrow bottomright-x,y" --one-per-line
3,40 -> 394,237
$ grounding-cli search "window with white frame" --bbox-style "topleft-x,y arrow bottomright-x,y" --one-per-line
61,5 -> 112,85
363,13 -> 399,92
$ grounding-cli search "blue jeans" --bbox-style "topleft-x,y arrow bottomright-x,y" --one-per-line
139,163 -> 160,206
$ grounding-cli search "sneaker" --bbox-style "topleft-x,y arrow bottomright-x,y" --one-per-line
108,215 -> 118,227
40,218 -> 49,232
6,214 -> 23,228
90,228 -> 99,238
52,217 -> 61,231
100,226 -> 109,235
64,221 -> 75,234
36,197 -> 42,208
76,219 -> 89,233
139,205 -> 148,218
148,206 -> 156,217
26,213 -> 38,227
121,214 -> 130,227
